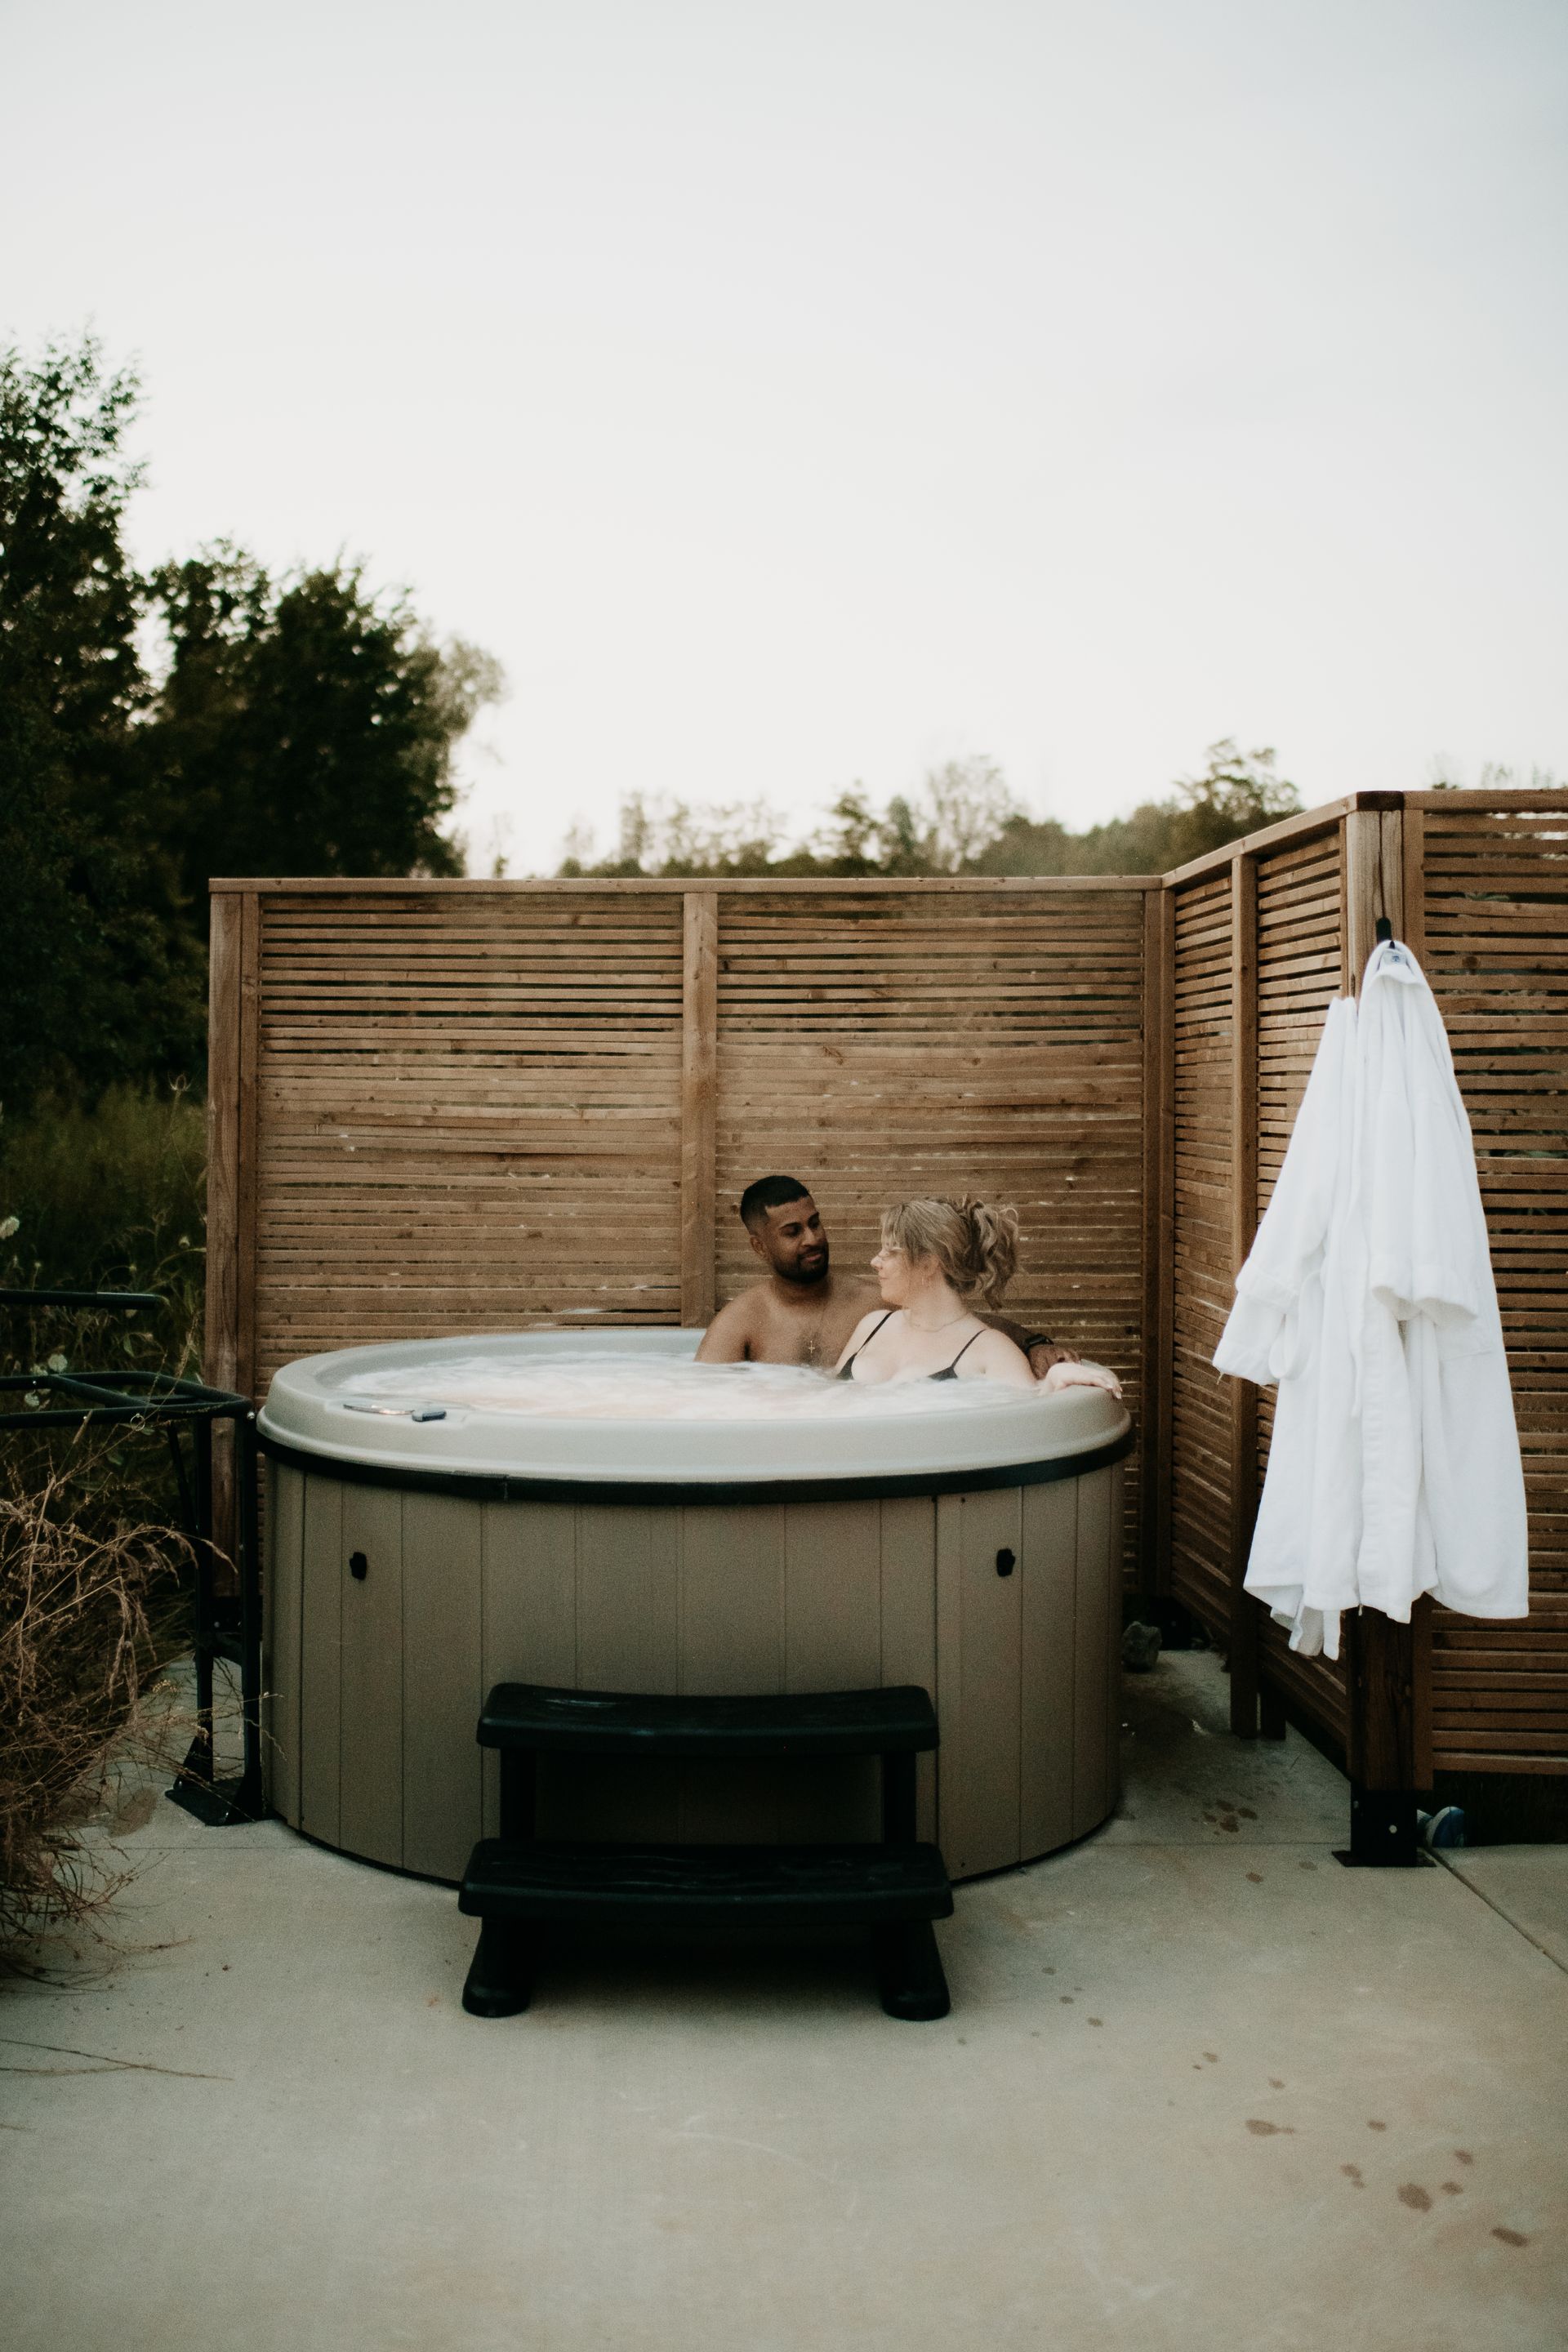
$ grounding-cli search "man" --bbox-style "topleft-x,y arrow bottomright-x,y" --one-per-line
696,1174 -> 1079,1376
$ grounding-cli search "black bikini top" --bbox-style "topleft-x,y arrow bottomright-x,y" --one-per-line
836,1311 -> 985,1383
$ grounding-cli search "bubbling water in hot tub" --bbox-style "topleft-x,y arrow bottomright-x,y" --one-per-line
337,1350 -> 1008,1423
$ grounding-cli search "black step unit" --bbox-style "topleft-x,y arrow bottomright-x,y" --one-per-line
459,1677 -> 954,2024
478,1680 -> 938,1758
461,1837 -> 953,1929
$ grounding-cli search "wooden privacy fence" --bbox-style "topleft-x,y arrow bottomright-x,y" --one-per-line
207,878 -> 1165,1573
209,788 -> 1568,1801
1160,788 -> 1568,1797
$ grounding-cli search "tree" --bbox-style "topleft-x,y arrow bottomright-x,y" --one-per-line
971,740 -> 1300,876
0,336 -> 202,1114
1170,738 -> 1300,852
145,546 -> 505,923
1,329 -> 506,1109
561,759 -> 1022,880
560,745 -> 1300,884
919,757 -> 1019,871
560,791 -> 786,877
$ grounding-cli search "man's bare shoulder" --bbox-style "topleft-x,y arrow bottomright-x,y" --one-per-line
694,1288 -> 768,1361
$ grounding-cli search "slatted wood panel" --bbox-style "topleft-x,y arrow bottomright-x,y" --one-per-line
1416,799 -> 1568,1774
1164,791 -> 1568,1782
1167,870 -> 1235,1634
712,891 -> 1151,1570
226,878 -> 1158,1579
1251,827 -> 1348,1750
252,892 -> 685,1388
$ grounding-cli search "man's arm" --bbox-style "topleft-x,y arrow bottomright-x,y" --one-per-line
695,1294 -> 759,1362
982,1313 -> 1082,1380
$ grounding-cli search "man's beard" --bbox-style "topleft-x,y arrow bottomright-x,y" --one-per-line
778,1250 -> 830,1287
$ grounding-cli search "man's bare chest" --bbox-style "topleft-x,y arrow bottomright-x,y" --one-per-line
750,1286 -> 874,1369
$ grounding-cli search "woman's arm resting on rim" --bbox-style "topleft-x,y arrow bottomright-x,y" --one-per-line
1040,1359 -> 1122,1398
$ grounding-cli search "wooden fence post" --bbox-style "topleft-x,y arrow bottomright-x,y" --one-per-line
1227,852 -> 1262,1735
680,892 -> 719,1326
205,889 -> 258,1570
205,890 -> 243,1399
237,889 -> 260,1403
1342,806 -> 1426,1794
1141,884 -> 1175,1592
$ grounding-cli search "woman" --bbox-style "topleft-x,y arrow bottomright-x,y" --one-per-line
833,1196 -> 1124,1396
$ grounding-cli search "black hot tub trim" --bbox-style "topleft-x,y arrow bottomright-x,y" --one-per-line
257,1423 -> 1135,1508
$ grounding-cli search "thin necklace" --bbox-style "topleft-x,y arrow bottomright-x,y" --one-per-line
904,1306 -> 972,1335
794,1294 -> 832,1365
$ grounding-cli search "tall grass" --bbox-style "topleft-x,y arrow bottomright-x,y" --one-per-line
1,1084 -> 207,1962
0,1080 -> 206,1382
1,1443 -> 189,1961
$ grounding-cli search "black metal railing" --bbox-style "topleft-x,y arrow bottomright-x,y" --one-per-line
0,1290 -> 263,1824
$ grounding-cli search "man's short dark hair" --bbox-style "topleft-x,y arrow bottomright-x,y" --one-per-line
739,1174 -> 813,1231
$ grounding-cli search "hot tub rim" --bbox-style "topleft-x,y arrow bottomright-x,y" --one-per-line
257,1419 -> 1135,1507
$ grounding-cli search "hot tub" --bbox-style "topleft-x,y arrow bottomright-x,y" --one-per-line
258,1330 -> 1134,1882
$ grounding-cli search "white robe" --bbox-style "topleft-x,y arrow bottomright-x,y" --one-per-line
1214,996 -> 1361,1658
1352,942 -> 1528,1627
1214,943 -> 1527,1659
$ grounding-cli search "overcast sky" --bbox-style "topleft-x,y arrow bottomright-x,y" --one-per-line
6,0 -> 1566,871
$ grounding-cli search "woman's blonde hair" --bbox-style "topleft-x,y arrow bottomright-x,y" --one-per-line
880,1196 -> 1020,1309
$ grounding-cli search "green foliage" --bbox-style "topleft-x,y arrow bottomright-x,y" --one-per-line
0,1084 -> 208,1932
1428,756 -> 1564,795
0,333 -> 145,753
561,742 -> 1300,881
560,791 -> 787,877
0,336 -> 204,1114
0,1080 -> 207,1594
0,1081 -> 206,1385
560,760 -> 1028,880
1,332 -> 503,1111
973,740 -> 1302,875
145,546 -> 505,920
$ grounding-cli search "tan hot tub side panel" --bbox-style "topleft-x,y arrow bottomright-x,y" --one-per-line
264,1461 -> 1125,1883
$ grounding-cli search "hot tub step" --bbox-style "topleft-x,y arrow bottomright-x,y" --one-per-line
462,1684 -> 953,2018
478,1680 -> 938,1758
460,1837 -> 953,1931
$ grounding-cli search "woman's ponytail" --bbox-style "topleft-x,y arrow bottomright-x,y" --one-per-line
960,1196 -> 1019,1307
880,1194 -> 1020,1307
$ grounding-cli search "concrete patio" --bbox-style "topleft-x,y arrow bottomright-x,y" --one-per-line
4,1650 -> 1565,2352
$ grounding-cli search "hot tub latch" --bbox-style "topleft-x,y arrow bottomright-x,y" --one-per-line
350,1551 -> 368,1581
996,1548 -> 1015,1578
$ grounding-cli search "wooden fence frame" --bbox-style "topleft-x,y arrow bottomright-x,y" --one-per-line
209,790 -> 1568,1804
1156,787 -> 1568,1800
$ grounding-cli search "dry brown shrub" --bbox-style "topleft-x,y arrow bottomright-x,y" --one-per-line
1,1438 -> 190,1963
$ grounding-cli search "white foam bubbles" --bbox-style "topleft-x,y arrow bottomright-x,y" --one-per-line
334,1350 -> 1009,1423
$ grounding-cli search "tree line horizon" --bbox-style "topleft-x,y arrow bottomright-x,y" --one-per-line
2,330 -> 1538,1117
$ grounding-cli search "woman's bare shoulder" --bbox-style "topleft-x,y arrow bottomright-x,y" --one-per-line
960,1325 -> 1036,1386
